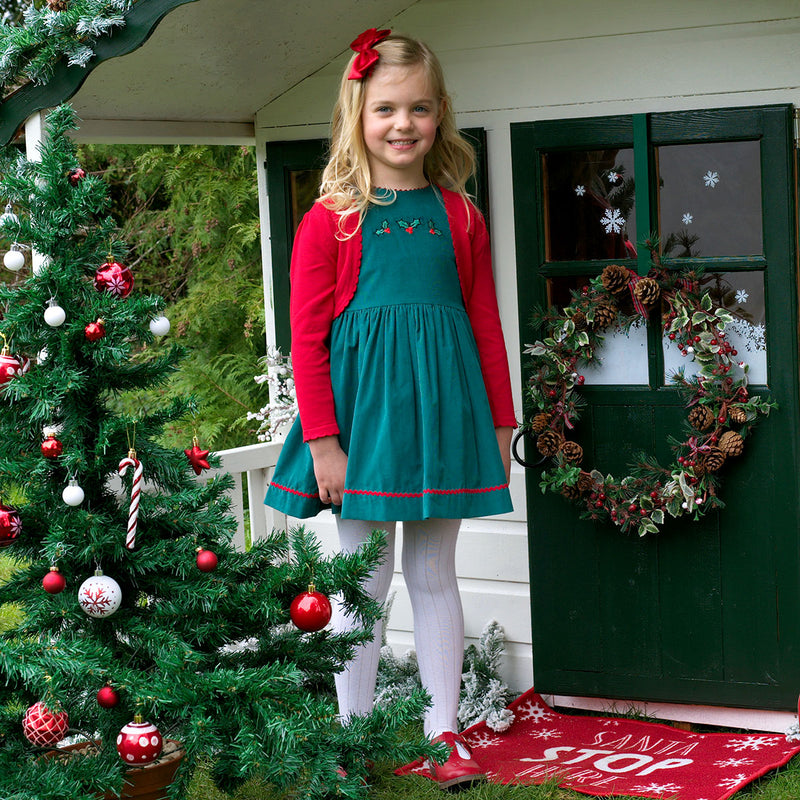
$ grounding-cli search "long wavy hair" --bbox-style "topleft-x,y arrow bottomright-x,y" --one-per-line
319,33 -> 476,237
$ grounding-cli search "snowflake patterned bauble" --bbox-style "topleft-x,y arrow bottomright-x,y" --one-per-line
290,583 -> 332,632
93,260 -> 134,298
0,503 -> 21,547
78,570 -> 122,618
117,715 -> 163,764
22,701 -> 69,746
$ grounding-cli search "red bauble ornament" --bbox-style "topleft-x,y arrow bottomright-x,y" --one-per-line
0,350 -> 22,385
117,716 -> 163,764
94,261 -> 134,298
290,583 -> 332,632
97,684 -> 120,708
41,435 -> 63,458
42,566 -> 66,594
184,437 -> 210,475
196,547 -> 218,572
84,319 -> 106,341
68,167 -> 86,186
0,504 -> 21,547
22,701 -> 68,746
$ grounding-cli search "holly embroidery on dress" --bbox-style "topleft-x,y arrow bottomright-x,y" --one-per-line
428,219 -> 442,236
375,220 -> 392,236
397,218 -> 421,234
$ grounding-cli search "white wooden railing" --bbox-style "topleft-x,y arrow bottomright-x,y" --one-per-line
210,440 -> 288,550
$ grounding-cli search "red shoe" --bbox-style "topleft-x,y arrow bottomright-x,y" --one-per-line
428,731 -> 485,789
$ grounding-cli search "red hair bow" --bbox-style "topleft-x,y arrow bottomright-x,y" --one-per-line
348,27 -> 391,80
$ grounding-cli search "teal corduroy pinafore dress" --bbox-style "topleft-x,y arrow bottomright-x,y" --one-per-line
264,186 -> 512,521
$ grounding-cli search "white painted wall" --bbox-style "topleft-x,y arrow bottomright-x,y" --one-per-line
254,0 -> 800,719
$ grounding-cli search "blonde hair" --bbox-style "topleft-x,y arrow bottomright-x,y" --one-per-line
319,33 -> 476,235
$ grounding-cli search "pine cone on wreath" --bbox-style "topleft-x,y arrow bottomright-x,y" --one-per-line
536,429 -> 563,458
561,484 -> 581,500
718,430 -> 744,457
702,447 -> 726,473
47,0 -> 68,9
601,264 -> 630,295
560,440 -> 584,464
591,303 -> 618,331
577,472 -> 595,495
728,405 -> 748,425
688,405 -> 714,432
633,277 -> 660,306
571,311 -> 588,331
531,412 -> 550,434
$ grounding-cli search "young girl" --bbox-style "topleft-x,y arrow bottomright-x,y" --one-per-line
265,28 -> 516,788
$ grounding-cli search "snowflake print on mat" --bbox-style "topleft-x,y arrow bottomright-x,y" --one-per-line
631,782 -> 683,796
704,170 -> 720,187
682,212 -> 694,225
397,217 -> 421,234
515,698 -> 553,723
464,730 -> 504,748
718,774 -> 748,790
600,208 -> 625,234
725,735 -> 780,752
574,184 -> 586,196
531,727 -> 561,740
714,757 -> 755,768
428,218 -> 442,236
374,219 -> 391,236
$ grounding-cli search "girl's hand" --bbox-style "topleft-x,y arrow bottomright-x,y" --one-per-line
308,435 -> 348,506
495,426 -> 513,484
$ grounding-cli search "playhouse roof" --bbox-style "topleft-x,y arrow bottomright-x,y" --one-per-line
1,0 -> 411,144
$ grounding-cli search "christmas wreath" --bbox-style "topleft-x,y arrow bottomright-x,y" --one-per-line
518,237 -> 776,537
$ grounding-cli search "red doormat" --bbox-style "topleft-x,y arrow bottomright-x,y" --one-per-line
398,689 -> 800,799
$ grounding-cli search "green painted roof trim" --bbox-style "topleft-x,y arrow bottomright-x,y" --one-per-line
0,0 -> 198,146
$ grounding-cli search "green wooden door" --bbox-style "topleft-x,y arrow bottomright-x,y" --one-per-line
511,105 -> 800,709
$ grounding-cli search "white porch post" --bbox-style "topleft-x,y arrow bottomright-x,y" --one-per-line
24,112 -> 48,275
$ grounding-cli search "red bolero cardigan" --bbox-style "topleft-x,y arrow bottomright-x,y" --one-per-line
289,186 -> 518,442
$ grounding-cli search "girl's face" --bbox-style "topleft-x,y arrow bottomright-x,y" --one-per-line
361,63 -> 442,189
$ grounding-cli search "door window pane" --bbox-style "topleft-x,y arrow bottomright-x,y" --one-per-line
656,141 -> 762,258
542,149 -> 636,261
548,276 -> 649,385
289,169 -> 322,234
662,271 -> 767,384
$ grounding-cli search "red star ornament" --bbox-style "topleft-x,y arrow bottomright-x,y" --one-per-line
185,436 -> 210,475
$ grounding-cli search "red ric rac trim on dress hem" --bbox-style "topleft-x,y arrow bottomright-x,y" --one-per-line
268,482 -> 508,500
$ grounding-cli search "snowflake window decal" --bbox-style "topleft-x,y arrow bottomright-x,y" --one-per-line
600,208 -> 625,234
735,289 -> 749,304
607,171 -> 621,184
574,184 -> 586,196
704,170 -> 720,188
682,212 -> 694,225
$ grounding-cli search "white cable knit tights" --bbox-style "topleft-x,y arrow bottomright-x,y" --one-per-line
332,517 -> 464,739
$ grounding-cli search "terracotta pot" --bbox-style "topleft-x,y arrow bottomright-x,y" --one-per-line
51,739 -> 184,800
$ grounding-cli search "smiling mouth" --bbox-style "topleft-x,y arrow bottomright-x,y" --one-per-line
389,139 -> 417,147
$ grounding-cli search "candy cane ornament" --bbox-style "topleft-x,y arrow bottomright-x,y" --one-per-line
118,449 -> 142,549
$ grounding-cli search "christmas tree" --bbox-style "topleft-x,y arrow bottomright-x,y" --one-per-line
0,105 -> 428,800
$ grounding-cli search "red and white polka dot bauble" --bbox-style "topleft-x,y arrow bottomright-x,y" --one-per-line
78,571 -> 121,618
117,716 -> 162,764
22,701 -> 68,746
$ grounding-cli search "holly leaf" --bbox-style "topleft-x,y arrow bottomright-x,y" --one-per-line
701,292 -> 713,311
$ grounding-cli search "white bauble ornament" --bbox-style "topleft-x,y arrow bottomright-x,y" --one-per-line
3,248 -> 24,271
62,479 -> 84,506
78,570 -> 121,618
44,300 -> 66,327
149,315 -> 170,337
